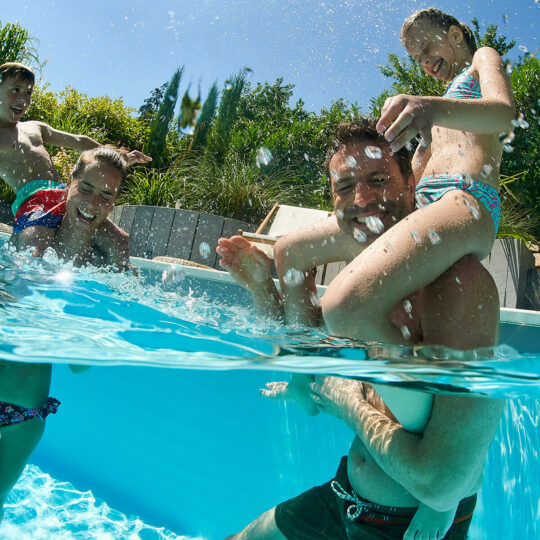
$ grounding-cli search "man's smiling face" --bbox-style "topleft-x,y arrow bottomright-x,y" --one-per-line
330,142 -> 415,243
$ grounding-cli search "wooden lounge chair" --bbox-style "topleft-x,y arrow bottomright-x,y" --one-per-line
238,203 -> 332,258
237,203 -> 345,285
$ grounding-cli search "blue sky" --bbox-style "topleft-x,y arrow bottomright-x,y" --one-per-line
3,0 -> 538,114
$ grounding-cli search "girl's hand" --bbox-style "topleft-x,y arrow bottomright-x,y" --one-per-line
376,95 -> 434,159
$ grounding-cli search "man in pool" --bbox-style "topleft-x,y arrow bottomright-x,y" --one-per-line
218,118 -> 504,539
0,147 -> 129,523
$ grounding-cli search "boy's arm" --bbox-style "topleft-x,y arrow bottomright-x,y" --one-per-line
37,122 -> 100,152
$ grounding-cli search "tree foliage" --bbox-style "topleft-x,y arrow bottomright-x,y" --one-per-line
146,67 -> 184,167
0,20 -> 40,68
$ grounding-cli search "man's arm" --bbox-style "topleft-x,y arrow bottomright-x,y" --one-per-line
37,122 -> 100,152
314,379 -> 504,511
313,257 -> 504,510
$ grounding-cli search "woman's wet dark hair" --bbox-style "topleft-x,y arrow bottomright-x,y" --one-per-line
324,117 -> 413,181
71,146 -> 128,188
401,8 -> 477,54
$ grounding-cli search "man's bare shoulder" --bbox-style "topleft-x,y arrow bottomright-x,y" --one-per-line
420,255 -> 499,350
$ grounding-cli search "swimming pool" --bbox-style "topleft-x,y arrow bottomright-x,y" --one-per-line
1,239 -> 539,538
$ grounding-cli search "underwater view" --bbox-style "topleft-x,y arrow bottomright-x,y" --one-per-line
0,0 -> 539,539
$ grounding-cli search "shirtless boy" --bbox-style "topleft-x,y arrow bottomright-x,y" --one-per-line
218,119 -> 504,539
0,62 -> 150,257
0,146 -> 130,523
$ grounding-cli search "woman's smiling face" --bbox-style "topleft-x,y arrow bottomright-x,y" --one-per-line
65,161 -> 121,233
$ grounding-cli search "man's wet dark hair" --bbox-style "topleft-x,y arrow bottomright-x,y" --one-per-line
71,146 -> 128,189
324,117 -> 413,181
0,62 -> 35,86
401,8 -> 477,54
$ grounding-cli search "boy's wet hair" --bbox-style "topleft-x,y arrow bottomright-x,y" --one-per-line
0,62 -> 35,86
401,8 -> 477,54
325,117 -> 412,181
71,146 -> 128,189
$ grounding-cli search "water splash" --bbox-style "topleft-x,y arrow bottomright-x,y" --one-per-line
198,242 -> 211,260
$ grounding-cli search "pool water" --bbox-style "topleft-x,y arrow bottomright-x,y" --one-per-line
1,242 -> 539,538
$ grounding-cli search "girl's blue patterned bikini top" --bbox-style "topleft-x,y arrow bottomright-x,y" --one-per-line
443,68 -> 482,99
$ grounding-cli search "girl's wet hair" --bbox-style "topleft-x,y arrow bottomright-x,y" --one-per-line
0,62 -> 35,85
71,146 -> 128,187
325,117 -> 412,180
401,8 -> 477,54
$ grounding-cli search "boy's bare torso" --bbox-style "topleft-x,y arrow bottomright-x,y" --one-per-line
0,121 -> 60,191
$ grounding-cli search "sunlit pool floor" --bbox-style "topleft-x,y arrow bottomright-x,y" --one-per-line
2,465 -> 197,540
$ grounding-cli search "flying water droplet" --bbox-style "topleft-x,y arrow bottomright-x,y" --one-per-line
403,300 -> 412,313
199,242 -> 211,259
304,153 -> 310,161
364,146 -> 382,159
401,325 -> 411,340
505,62 -> 513,74
353,227 -> 367,243
405,141 -> 413,151
518,45 -> 528,53
345,155 -> 357,168
464,198 -> 480,220
330,168 -> 339,180
428,229 -> 441,245
335,209 -> 344,219
283,268 -> 305,287
480,164 -> 493,178
256,147 -> 272,168
500,131 -> 515,144
411,231 -> 422,244
503,144 -> 514,153
309,291 -> 321,307
415,193 -> 430,208
366,216 -> 384,234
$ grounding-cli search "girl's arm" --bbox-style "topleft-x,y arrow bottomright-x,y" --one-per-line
377,47 -> 515,153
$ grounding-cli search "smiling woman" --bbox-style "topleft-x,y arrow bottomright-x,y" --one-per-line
49,147 -> 130,270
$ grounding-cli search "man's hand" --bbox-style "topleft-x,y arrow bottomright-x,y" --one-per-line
309,376 -> 366,420
261,374 -> 319,416
125,150 -> 152,166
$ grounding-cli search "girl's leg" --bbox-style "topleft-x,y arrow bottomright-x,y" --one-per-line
322,190 -> 495,343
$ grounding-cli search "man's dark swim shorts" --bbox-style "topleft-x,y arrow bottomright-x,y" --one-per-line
275,456 -> 476,539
